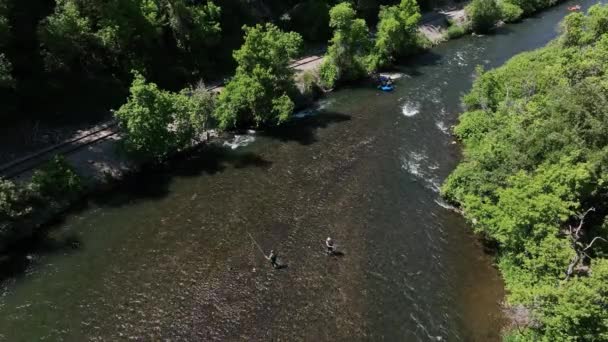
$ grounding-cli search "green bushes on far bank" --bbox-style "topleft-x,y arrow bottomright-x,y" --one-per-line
463,0 -> 567,34
442,5 -> 608,340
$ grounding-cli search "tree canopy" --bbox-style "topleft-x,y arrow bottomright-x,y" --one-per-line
465,0 -> 501,33
319,2 -> 372,88
214,23 -> 302,129
114,72 -> 212,160
369,0 -> 422,69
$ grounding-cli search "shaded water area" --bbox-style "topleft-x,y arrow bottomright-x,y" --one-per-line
0,2 -> 596,340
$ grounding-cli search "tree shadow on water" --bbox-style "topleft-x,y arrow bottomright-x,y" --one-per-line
0,224 -> 82,284
173,144 -> 273,177
392,50 -> 444,77
91,144 -> 272,208
262,111 -> 351,145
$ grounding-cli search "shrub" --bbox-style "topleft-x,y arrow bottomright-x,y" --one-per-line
319,58 -> 339,89
30,156 -> 83,198
0,178 -> 31,223
466,0 -> 501,33
500,1 -> 524,23
320,3 -> 372,87
369,0 -> 422,70
446,23 -> 468,40
115,72 -> 202,159
184,80 -> 216,137
299,70 -> 320,97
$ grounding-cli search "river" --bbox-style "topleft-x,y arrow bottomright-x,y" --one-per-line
0,1 -> 596,340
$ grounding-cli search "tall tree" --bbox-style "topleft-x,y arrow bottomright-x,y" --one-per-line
369,0 -> 421,70
114,72 -> 204,159
319,2 -> 372,88
214,23 -> 302,129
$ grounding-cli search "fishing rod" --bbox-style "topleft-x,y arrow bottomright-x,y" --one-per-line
247,231 -> 267,258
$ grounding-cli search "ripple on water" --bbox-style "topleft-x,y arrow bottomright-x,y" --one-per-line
435,120 -> 450,135
401,151 -> 441,193
223,135 -> 255,150
402,102 -> 420,117
293,98 -> 334,118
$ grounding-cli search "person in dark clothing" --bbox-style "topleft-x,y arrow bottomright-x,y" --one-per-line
266,250 -> 279,268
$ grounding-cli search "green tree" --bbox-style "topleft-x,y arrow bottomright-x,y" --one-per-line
184,80 -> 216,137
142,0 -> 221,52
319,2 -> 372,88
499,0 -> 524,23
466,0 -> 501,33
214,23 -> 302,129
38,0 -> 95,72
39,0 -> 221,75
114,72 -> 199,159
369,0 -> 422,70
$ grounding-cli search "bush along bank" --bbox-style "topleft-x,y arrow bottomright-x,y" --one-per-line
0,156 -> 83,253
442,5 -> 608,341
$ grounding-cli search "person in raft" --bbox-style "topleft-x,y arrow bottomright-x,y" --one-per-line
326,237 -> 336,255
266,250 -> 279,268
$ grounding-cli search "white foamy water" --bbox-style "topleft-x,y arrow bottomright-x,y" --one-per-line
293,108 -> 315,118
223,134 -> 255,150
435,121 -> 450,135
402,151 -> 442,193
434,199 -> 462,214
454,51 -> 467,67
402,151 -> 425,177
381,72 -> 406,80
402,102 -> 420,117
293,99 -> 334,118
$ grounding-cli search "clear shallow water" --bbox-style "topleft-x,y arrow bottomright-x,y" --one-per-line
0,2 -> 597,340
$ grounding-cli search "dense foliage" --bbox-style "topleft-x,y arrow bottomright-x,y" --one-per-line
114,72 -> 215,160
0,156 -> 82,250
499,0 -> 524,23
38,0 -> 221,93
320,2 -> 372,88
214,23 -> 302,129
369,0 -> 422,69
466,0 -> 501,33
442,5 -> 608,340
30,155 -> 82,198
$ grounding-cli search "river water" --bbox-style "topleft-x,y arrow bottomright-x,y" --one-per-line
0,2 -> 596,340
